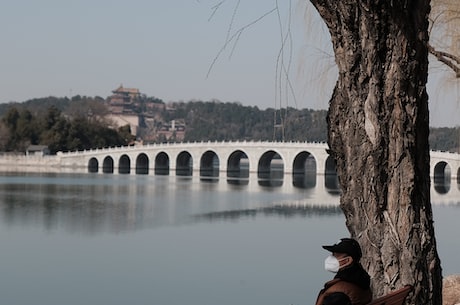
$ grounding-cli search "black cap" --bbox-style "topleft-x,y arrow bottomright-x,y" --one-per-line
322,238 -> 362,261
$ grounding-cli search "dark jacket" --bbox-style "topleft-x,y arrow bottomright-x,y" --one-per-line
315,264 -> 372,305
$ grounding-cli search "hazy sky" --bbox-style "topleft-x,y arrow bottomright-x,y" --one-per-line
1,0 -> 458,127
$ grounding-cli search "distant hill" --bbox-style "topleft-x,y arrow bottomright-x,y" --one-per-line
429,127 -> 460,153
0,96 -> 458,152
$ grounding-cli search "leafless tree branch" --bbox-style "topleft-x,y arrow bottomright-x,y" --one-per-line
206,7 -> 277,78
208,1 -> 226,21
274,0 -> 297,109
428,43 -> 460,78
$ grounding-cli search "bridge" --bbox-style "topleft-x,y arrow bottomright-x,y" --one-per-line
1,141 -> 459,181
51,141 -> 458,180
0,141 -> 459,203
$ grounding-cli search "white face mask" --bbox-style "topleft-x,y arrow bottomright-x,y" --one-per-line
324,255 -> 347,273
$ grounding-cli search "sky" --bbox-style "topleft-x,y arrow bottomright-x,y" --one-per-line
0,0 -> 458,127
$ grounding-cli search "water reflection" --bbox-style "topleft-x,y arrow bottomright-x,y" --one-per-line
434,174 -> 451,194
195,204 -> 342,222
0,172 -> 459,235
1,172 -> 458,305
0,173 -> 340,234
325,174 -> 341,195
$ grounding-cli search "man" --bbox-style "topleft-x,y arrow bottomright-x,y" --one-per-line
315,238 -> 372,305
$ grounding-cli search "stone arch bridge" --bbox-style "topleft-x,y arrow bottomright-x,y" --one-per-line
50,141 -> 460,181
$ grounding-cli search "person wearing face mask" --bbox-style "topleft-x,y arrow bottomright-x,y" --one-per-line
315,238 -> 372,305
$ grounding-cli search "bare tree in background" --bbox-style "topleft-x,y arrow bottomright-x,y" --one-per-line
429,0 -> 460,77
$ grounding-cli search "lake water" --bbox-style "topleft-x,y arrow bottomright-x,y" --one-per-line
0,173 -> 458,305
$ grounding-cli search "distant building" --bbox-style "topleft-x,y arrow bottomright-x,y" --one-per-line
26,145 -> 50,156
157,120 -> 186,141
106,85 -> 141,136
107,84 -> 140,114
111,84 -> 140,101
105,85 -> 183,141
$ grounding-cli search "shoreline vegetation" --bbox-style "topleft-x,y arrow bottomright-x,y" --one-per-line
0,95 -> 458,155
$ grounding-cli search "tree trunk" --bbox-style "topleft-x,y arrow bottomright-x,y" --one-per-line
308,1 -> 443,304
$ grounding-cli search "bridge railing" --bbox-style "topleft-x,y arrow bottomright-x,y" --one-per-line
56,141 -> 329,156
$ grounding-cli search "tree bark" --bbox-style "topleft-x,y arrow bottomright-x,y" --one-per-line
308,1 -> 443,304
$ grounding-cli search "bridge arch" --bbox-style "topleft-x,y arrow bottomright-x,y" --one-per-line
458,168 -> 460,185
88,157 -> 98,173
155,152 -> 170,175
136,153 -> 149,175
176,151 -> 193,177
258,150 -> 284,187
325,156 -> 340,194
102,156 -> 114,174
200,150 -> 219,181
292,151 -> 316,188
434,161 -> 451,182
227,150 -> 250,185
433,161 -> 451,194
119,154 -> 131,174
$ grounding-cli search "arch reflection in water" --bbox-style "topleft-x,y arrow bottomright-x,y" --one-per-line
257,151 -> 284,187
200,150 -> 219,183
0,173 -> 344,235
293,152 -> 316,189
434,161 -> 451,194
135,153 -> 149,175
176,151 -> 193,177
102,156 -> 114,174
324,156 -> 340,195
119,154 -> 131,174
88,157 -> 98,173
227,150 -> 250,186
154,152 -> 169,175
0,173 -> 458,235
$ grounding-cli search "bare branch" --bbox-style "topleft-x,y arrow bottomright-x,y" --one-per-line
208,1 -> 226,21
226,0 -> 241,43
274,0 -> 298,109
428,43 -> 460,78
206,7 -> 277,78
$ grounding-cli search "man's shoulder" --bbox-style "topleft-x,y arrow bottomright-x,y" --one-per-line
329,278 -> 371,293
317,279 -> 372,305
326,279 -> 360,291
325,279 -> 372,304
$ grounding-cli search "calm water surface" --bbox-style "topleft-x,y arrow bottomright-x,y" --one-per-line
0,173 -> 458,305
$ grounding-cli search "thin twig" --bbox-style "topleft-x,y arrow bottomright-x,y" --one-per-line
226,0 -> 240,44
208,1 -> 226,22
206,7 -> 277,78
273,0 -> 300,141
